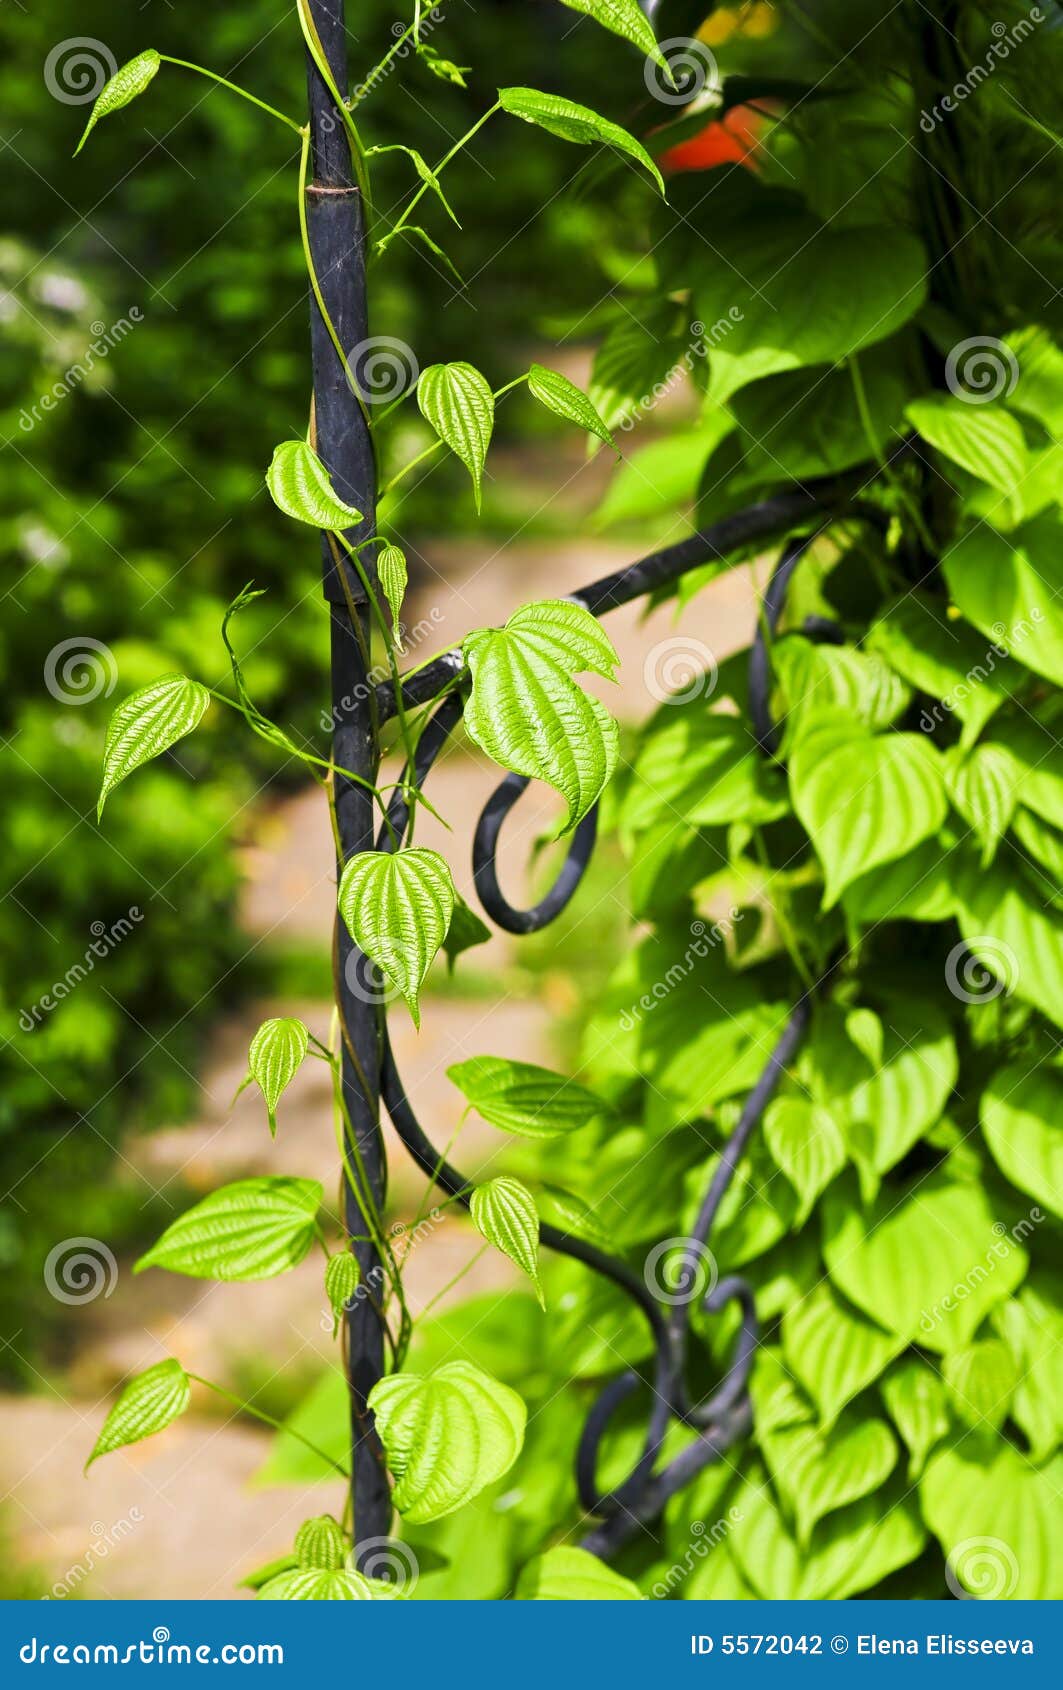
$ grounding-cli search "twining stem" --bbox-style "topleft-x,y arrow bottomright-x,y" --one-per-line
159,56 -> 304,133
298,128 -> 371,427
187,1373 -> 351,1479
295,0 -> 372,206
380,103 -> 500,252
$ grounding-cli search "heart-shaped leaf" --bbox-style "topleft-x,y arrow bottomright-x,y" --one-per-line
470,1177 -> 543,1306
448,1055 -> 605,1137
694,210 -> 926,402
98,674 -> 211,819
981,1063 -> 1063,1220
922,1440 -> 1063,1598
782,1281 -> 904,1428
527,364 -> 615,449
266,440 -> 363,530
957,859 -> 1063,1029
943,743 -> 1019,864
763,1412 -> 898,1548
368,1360 -> 525,1523
337,848 -> 455,1027
462,600 -> 619,832
499,88 -> 664,197
880,1359 -> 951,1480
944,1339 -> 1019,1431
76,50 -> 161,156
135,1177 -> 323,1281
248,1017 -> 309,1137
789,713 -> 947,908
515,1546 -> 641,1599
822,1176 -> 1027,1353
763,1096 -> 846,1224
87,1358 -> 190,1469
417,363 -> 494,509
906,395 -> 1030,494
943,516 -> 1063,686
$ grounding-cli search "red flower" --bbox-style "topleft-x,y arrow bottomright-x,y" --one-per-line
658,104 -> 765,175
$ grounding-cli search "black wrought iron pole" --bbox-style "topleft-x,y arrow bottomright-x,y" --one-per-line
303,0 -> 391,1554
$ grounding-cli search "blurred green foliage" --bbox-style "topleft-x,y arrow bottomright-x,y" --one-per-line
0,0 -> 651,1371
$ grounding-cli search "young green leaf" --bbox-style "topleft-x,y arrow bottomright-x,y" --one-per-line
324,1252 -> 360,1333
783,1281 -> 905,1428
943,1339 -> 1018,1432
981,1064 -> 1063,1220
462,600 -> 620,832
558,0 -> 666,71
922,1442 -> 1059,1599
87,1358 -> 190,1469
417,363 -> 494,509
98,674 -> 211,819
470,1177 -> 543,1306
516,1545 -> 642,1600
527,364 -> 616,451
763,1096 -> 846,1225
906,395 -> 1029,495
943,744 -> 1019,865
448,1055 -> 606,1137
258,1567 -> 382,1600
789,714 -> 948,909
135,1177 -> 323,1281
498,89 -> 664,197
337,847 -> 455,1027
266,440 -> 362,530
294,1514 -> 347,1570
75,50 -> 161,156
880,1359 -> 951,1481
763,1412 -> 898,1549
248,1017 -> 309,1137
376,542 -> 408,648
822,1176 -> 1027,1352
368,1360 -> 526,1523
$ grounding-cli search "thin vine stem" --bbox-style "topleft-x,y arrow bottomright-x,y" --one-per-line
159,56 -> 304,133
187,1373 -> 351,1479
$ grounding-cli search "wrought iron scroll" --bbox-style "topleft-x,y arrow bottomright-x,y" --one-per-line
372,485 -> 876,1562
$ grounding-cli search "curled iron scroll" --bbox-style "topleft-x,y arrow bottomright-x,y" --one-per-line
373,495 -> 870,1557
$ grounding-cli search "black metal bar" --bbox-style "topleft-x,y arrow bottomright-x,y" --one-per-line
304,0 -> 391,1557
375,482 -> 862,722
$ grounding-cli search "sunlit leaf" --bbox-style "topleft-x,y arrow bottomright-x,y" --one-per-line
499,88 -> 664,197
248,1017 -> 309,1137
87,1358 -> 190,1469
135,1177 -> 322,1281
76,50 -> 161,156
98,674 -> 211,819
448,1056 -> 605,1138
515,1546 -> 641,1599
368,1360 -> 525,1523
417,363 -> 494,510
266,440 -> 362,530
470,1177 -> 543,1306
337,848 -> 455,1027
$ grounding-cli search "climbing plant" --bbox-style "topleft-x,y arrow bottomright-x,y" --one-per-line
80,0 -> 1062,1601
